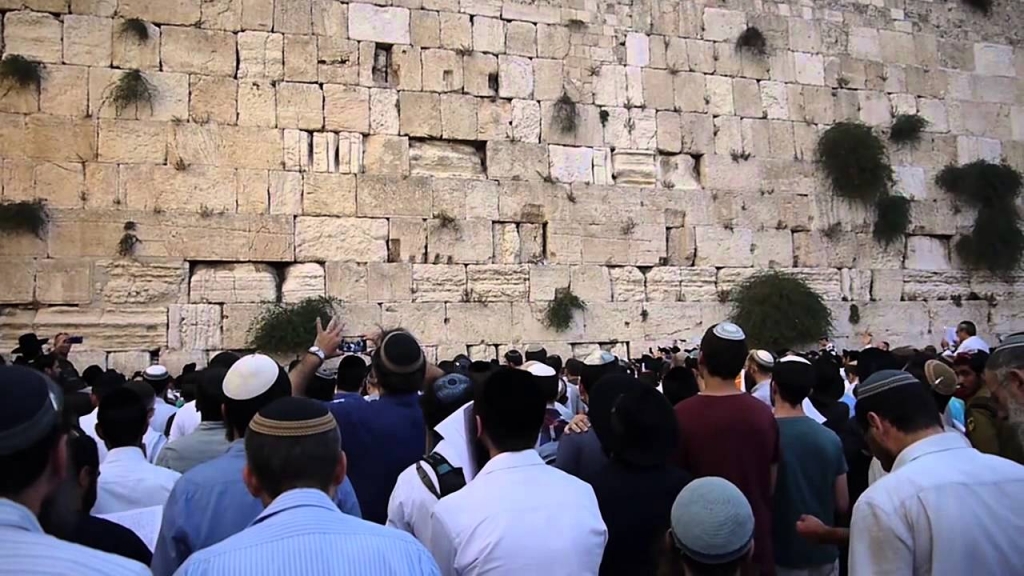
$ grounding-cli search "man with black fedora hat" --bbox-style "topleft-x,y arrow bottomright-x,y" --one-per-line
0,365 -> 149,575
12,333 -> 48,363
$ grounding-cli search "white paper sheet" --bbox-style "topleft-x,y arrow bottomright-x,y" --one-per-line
96,505 -> 163,552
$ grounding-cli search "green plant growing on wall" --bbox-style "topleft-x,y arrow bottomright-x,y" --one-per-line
848,304 -> 861,325
544,287 -> 586,332
434,210 -> 460,232
106,69 -> 156,115
873,194 -> 911,246
552,92 -> 578,134
248,296 -> 341,354
735,27 -> 768,56
889,114 -> 928,145
936,160 -> 1024,273
729,270 -> 834,350
0,55 -> 44,95
117,221 -> 141,257
0,199 -> 48,238
816,122 -> 893,203
118,18 -> 151,43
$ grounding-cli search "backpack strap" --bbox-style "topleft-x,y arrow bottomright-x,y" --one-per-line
415,452 -> 467,499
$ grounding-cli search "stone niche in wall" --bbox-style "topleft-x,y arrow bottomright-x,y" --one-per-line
1,0 -> 1024,371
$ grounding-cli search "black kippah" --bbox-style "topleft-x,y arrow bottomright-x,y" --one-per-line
379,332 -> 425,375
0,366 -> 63,455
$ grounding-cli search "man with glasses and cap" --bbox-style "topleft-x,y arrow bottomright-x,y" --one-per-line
0,365 -> 149,575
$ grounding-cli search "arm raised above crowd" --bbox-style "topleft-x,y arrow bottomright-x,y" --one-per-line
290,317 -> 344,398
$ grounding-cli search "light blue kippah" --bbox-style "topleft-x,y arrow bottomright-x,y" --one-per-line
670,477 -> 754,565
855,369 -> 919,400
713,322 -> 746,341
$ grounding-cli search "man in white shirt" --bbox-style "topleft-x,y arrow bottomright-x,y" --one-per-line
81,371 -> 165,464
143,366 -> 178,435
168,399 -> 200,441
849,370 -> 1024,576
93,388 -> 181,514
427,367 -> 607,576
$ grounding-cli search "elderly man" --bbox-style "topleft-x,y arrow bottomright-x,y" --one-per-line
982,333 -> 1024,464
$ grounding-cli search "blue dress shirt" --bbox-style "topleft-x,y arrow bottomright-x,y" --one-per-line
328,392 -> 426,524
152,440 -> 361,576
0,498 -> 149,576
174,488 -> 439,576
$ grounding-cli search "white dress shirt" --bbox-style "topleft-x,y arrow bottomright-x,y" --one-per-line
82,408 -> 167,464
750,380 -> 827,423
849,432 -> 1024,576
93,446 -> 181,515
427,449 -> 607,576
151,398 -> 178,435
168,400 -> 201,441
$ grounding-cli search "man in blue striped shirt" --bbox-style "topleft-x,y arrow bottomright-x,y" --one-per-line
0,365 -> 149,576
152,356 -> 361,576
175,397 -> 438,576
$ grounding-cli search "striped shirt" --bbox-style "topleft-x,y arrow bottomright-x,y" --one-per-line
0,498 -> 149,576
175,488 -> 440,576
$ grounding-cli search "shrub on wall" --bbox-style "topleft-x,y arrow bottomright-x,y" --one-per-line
0,55 -> 44,93
248,296 -> 340,354
544,287 -> 586,332
729,270 -> 833,350
735,27 -> 767,56
936,160 -> 1024,273
873,194 -> 911,246
0,199 -> 48,238
889,114 -> 928,145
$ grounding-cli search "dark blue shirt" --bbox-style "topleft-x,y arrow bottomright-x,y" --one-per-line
328,393 -> 426,524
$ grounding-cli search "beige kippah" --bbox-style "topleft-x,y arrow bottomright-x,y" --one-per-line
249,412 -> 337,437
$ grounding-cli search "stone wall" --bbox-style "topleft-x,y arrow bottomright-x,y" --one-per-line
2,0 -> 1024,372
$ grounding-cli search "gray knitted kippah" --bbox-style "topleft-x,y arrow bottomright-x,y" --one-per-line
712,322 -> 746,341
670,477 -> 754,565
854,369 -> 919,400
991,333 -> 1024,364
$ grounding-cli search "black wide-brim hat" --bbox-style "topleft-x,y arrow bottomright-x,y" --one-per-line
13,333 -> 48,354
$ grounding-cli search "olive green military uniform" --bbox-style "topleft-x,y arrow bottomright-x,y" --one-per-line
966,391 -> 1002,456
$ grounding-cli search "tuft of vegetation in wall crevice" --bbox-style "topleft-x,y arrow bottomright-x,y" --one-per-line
729,270 -> 833,351
0,199 -> 48,238
248,296 -> 340,354
544,287 -> 586,332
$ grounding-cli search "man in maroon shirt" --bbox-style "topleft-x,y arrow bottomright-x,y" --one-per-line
674,323 -> 780,576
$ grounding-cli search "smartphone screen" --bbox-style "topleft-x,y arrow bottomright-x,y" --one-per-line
68,336 -> 84,344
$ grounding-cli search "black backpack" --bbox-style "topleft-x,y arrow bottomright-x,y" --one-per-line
415,453 -> 467,499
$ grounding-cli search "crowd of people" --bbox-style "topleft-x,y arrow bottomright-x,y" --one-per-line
2,316 -> 1024,576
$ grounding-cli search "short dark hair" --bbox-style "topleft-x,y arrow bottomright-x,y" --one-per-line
69,431 -> 99,474
952,350 -> 988,375
958,321 -> 977,337
92,370 -> 126,401
772,361 -> 815,406
855,381 -> 941,435
30,353 -> 57,373
662,367 -> 699,406
336,355 -> 367,393
474,367 -> 545,453
699,325 -> 748,380
82,365 -> 104,387
544,354 -> 563,375
126,380 -> 156,410
565,358 -> 584,377
224,367 -> 292,437
209,351 -> 240,370
812,354 -> 845,402
97,388 -> 148,449
504,350 -> 524,367
681,554 -> 746,576
0,426 -> 63,497
245,404 -> 340,499
525,347 -> 547,363
196,368 -> 228,421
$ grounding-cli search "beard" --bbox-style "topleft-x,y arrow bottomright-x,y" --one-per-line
1006,399 -> 1024,451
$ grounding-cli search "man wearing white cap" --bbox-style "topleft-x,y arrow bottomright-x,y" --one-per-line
746,349 -> 776,405
151,354 -> 361,576
143,366 -> 178,435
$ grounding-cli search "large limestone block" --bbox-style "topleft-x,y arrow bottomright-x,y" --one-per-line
39,64 -> 88,116
237,80 -> 277,127
412,264 -> 466,302
695,227 -> 753,267
446,302 -> 513,343
356,175 -> 431,218
281,263 -> 326,302
389,217 -> 426,264
35,259 -> 91,304
66,348 -> 107,371
974,43 -> 1014,77
904,236 -> 950,270
493,223 -> 520,264
276,82 -> 323,129
273,0 -> 311,33
117,0 -> 199,25
325,261 -> 367,302
432,178 -> 499,220
363,135 -> 410,176
511,99 -> 541,143
221,303 -> 260,348
382,303 -> 446,344
548,145 -> 593,184
752,229 -> 794,267
295,216 -> 389,262
348,4 -> 409,44
583,302 -> 643,341
477,98 -> 512,140
0,114 -> 95,163
4,11 -> 63,62
168,124 -> 282,170
486,141 -> 548,181
536,23 -> 568,59
901,270 -> 970,302
98,120 -> 166,164
609,267 -> 644,302
323,85 -> 368,133
121,164 -> 236,213
62,14 -> 112,66
161,26 -> 236,76
528,265 -> 570,301
168,304 -> 222,350
498,55 -> 533,99
427,218 -> 492,264
699,155 -> 762,192
569,265 -> 611,303
440,93 -> 478,140
718,268 -> 842,301
840,269 -> 872,302
410,140 -> 485,179
33,306 -> 168,351
472,16 -> 504,54
398,91 -> 440,137
190,75 -> 238,124
96,259 -> 188,305
0,259 -> 35,304
111,18 -> 160,69
370,88 -> 399,135
189,263 -> 278,304
612,150 -> 657,186
467,265 -> 528,301
107,351 -> 154,375
367,262 -> 412,302
422,49 -> 464,92
237,31 -> 284,79
871,270 -> 904,302
702,8 -> 745,42
510,301 -> 585,342
643,302 -> 703,341
303,173 -> 357,216
506,20 -> 535,57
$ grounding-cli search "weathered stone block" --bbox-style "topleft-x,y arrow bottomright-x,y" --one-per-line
4,11 -> 63,63
695,226 -> 753,267
190,75 -> 237,124
422,48 -> 464,92
626,32 -> 649,67
325,261 -> 367,302
439,12 -> 471,50
281,262 -> 326,302
904,236 -> 950,270
237,80 -> 277,127
112,18 -> 160,69
168,304 -> 222,350
702,8 -> 745,42
447,302 -> 513,343
389,217 -> 427,264
117,0 -> 200,26
95,259 -> 187,305
190,263 -> 278,304
752,229 -> 794,267
467,264 -> 528,301
357,175 -> 432,218
348,4 -> 409,44
506,20 -> 536,57
325,85 -> 369,133
871,269 -> 904,302
536,23 -> 568,59
427,218 -> 493,264
33,306 -> 168,351
411,10 -> 440,47
367,262 -> 413,302
608,267 -> 644,302
569,265 -> 611,303
62,14 -> 111,66
433,178 -> 499,220
382,303 -> 446,344
511,301 -> 585,342
486,141 -> 548,181
412,264 -> 466,302
39,64 -> 88,116
0,259 -> 36,304
642,302 -> 703,341
363,135 -> 410,176
498,55 -> 533,99
369,88 -> 399,135
276,82 -> 323,129
974,43 -> 1014,77
161,27 -> 236,76
302,173 -> 356,216
295,216 -> 389,262
398,91 -> 441,137
98,120 -> 166,164
902,270 -> 970,302
238,31 -> 284,79
548,145 -> 593,184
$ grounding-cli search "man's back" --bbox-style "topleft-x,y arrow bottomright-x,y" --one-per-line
674,394 -> 779,574
849,432 -> 1024,576
94,447 -> 181,514
176,489 -> 438,576
773,417 -> 846,569
0,498 -> 149,576
429,450 -> 607,576
155,422 -> 231,473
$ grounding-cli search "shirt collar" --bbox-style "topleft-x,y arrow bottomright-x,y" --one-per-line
250,488 -> 338,527
197,421 -> 226,432
226,439 -> 246,454
103,446 -> 147,464
477,449 -> 544,478
0,498 -> 43,534
891,431 -> 972,473
751,379 -> 771,392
